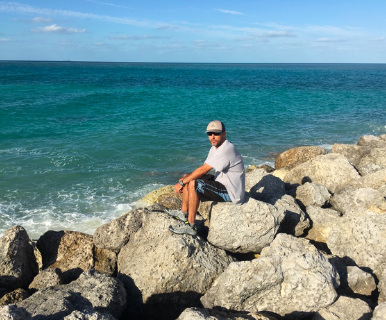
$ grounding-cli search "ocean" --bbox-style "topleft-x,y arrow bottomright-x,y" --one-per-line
1,61 -> 386,239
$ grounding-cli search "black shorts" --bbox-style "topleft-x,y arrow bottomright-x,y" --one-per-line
195,174 -> 231,203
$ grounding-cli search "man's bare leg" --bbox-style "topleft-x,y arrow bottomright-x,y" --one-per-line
187,180 -> 200,225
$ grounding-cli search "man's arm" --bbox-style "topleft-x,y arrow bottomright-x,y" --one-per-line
175,163 -> 213,193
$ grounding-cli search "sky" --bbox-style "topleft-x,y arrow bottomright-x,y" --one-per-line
0,0 -> 385,63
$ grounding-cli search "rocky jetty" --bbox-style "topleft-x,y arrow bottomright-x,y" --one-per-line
1,133 -> 386,320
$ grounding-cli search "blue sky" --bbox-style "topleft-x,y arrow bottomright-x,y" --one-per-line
1,1 -> 385,63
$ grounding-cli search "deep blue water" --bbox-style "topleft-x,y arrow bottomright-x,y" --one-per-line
1,61 -> 386,238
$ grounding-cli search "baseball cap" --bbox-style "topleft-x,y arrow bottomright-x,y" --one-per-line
206,120 -> 226,133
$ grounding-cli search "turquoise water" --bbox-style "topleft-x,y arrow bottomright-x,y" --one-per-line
1,62 -> 386,239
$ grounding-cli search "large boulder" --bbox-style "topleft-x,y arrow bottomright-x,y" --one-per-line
346,266 -> 376,296
358,148 -> 386,175
327,211 -> 386,279
0,226 -> 39,290
361,168 -> 386,189
311,295 -> 372,320
117,211 -> 233,320
93,208 -> 147,253
275,146 -> 328,170
305,206 -> 341,243
284,153 -> 361,193
177,307 -> 276,320
331,143 -> 367,167
0,289 -> 29,306
207,196 -> 284,254
373,303 -> 386,320
330,186 -> 386,215
357,134 -> 386,148
245,168 -> 285,201
201,234 -> 339,318
295,182 -> 331,208
28,268 -> 63,292
36,230 -> 94,283
0,305 -> 32,320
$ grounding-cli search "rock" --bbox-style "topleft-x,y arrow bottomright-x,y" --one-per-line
327,212 -> 386,279
93,248 -> 117,276
14,270 -> 125,320
28,268 -> 63,292
207,196 -> 284,253
37,230 -> 94,283
330,186 -> 386,215
305,206 -> 341,243
311,295 -> 372,320
372,303 -> 386,320
64,310 -> 116,320
275,146 -> 328,170
138,185 -> 176,205
0,226 -> 39,290
361,168 -> 386,189
270,194 -> 310,237
378,269 -> 386,303
245,169 -> 285,202
201,234 -> 339,318
271,168 -> 289,181
93,208 -> 147,253
357,135 -> 386,148
65,270 -> 126,319
346,266 -> 376,296
295,182 -> 331,207
0,289 -> 29,306
157,193 -> 182,209
0,305 -> 32,320
177,307 -> 277,320
332,143 -> 367,167
117,210 -> 233,320
284,153 -> 361,193
358,148 -> 386,175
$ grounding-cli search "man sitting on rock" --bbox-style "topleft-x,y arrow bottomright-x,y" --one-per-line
168,120 -> 245,236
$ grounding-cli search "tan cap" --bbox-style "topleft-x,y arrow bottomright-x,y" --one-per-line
206,120 -> 225,133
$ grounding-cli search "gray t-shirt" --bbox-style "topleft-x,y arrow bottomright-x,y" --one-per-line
205,140 -> 245,204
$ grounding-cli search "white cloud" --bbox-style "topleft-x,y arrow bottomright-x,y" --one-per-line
316,37 -> 347,43
30,17 -> 53,23
109,35 -> 170,40
0,37 -> 10,41
32,24 -> 86,34
215,9 -> 243,15
256,31 -> 296,38
86,0 -> 131,9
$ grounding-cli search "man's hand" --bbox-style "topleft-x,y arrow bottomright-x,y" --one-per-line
174,181 -> 183,193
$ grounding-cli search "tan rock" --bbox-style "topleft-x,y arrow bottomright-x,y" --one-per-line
275,146 -> 328,170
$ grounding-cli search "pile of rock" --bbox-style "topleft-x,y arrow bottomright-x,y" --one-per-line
1,133 -> 386,320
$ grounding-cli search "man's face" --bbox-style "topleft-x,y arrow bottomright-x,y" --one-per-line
207,131 -> 226,148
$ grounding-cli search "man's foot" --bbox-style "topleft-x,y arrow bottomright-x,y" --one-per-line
169,223 -> 197,236
165,209 -> 188,222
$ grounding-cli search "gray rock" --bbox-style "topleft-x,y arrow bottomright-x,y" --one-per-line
311,295 -> 372,320
117,211 -> 233,320
28,268 -> 63,292
207,196 -> 284,253
361,168 -> 386,189
327,212 -> 386,279
275,146 -> 328,170
332,143 -> 367,167
378,269 -> 386,303
346,266 -> 376,296
305,206 -> 341,243
0,305 -> 32,320
284,153 -> 361,193
295,182 -> 331,207
270,194 -> 310,237
358,148 -> 386,175
0,226 -> 39,290
201,234 -> 339,318
372,303 -> 386,320
177,307 -> 276,320
36,230 -> 94,283
245,169 -> 285,201
330,186 -> 386,215
64,310 -> 116,320
93,208 -> 147,253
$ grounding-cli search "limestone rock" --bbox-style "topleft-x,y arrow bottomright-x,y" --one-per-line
177,307 -> 277,320
93,247 -> 117,276
357,134 -> 386,148
275,146 -> 328,170
332,143 -> 367,167
270,194 -> 310,237
0,226 -> 39,290
64,310 -> 116,320
284,153 -> 361,193
305,206 -> 341,243
378,269 -> 386,303
93,208 -> 147,253
361,168 -> 386,189
346,266 -> 376,296
245,169 -> 285,201
37,230 -> 94,283
358,148 -> 386,175
201,234 -> 339,318
138,185 -> 175,205
157,193 -> 182,209
327,212 -> 386,279
330,186 -> 386,215
0,289 -> 29,306
28,268 -> 63,292
0,305 -> 32,320
295,182 -> 331,207
207,196 -> 284,253
312,295 -> 372,320
373,303 -> 386,320
117,211 -> 233,320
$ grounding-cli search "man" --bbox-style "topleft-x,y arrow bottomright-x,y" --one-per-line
167,120 -> 245,236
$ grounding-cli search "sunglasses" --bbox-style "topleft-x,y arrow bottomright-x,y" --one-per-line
207,132 -> 222,136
